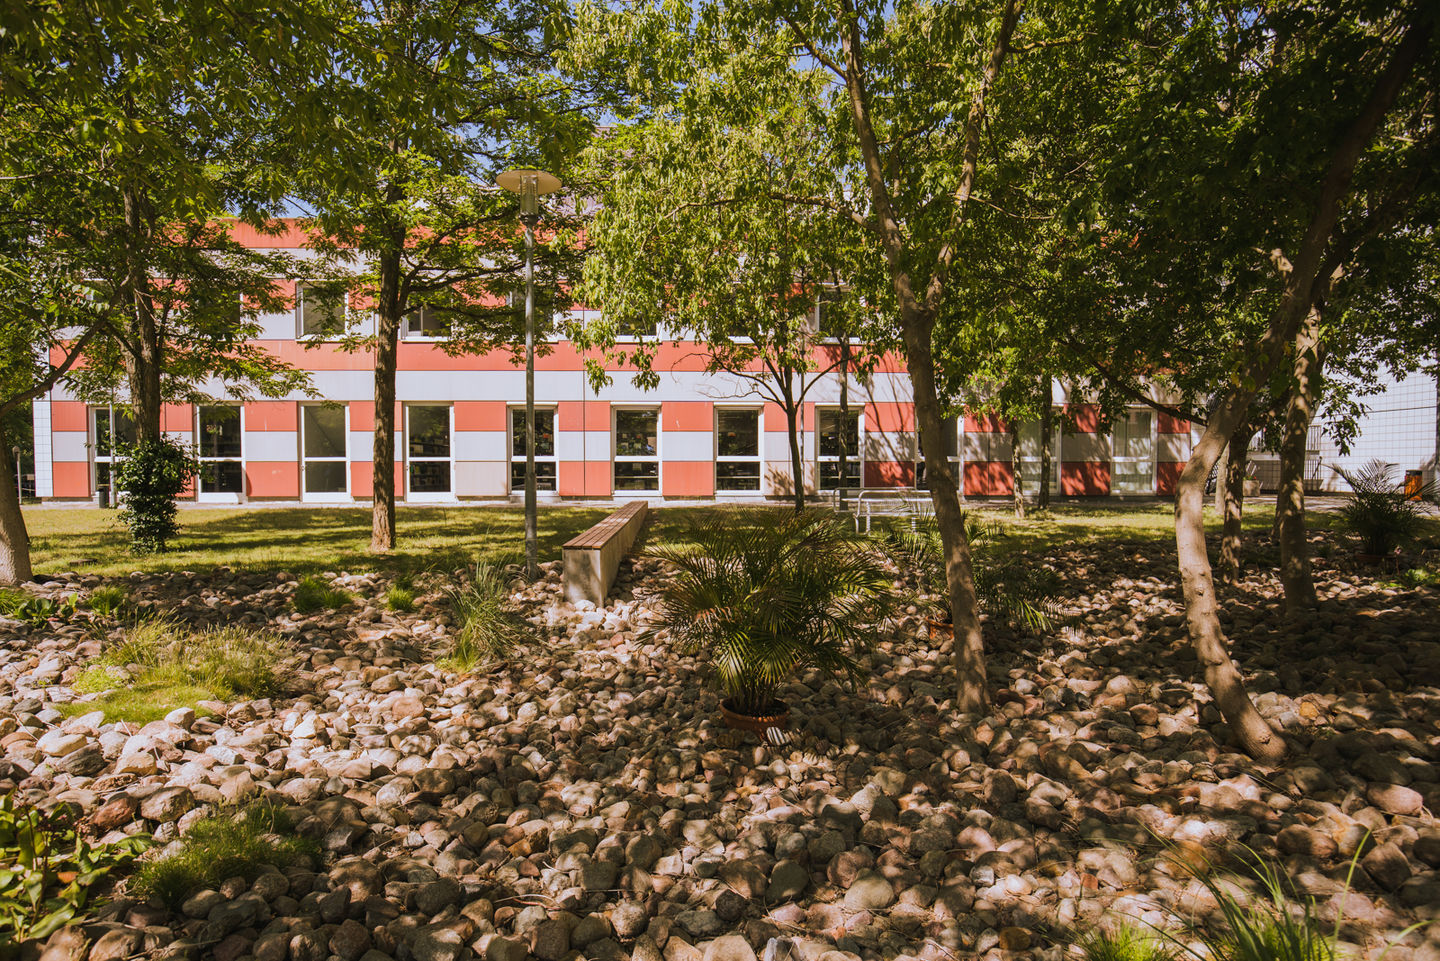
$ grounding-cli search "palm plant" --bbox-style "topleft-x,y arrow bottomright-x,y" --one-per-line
1333,460 -> 1436,556
641,510 -> 894,718
887,507 -> 1060,633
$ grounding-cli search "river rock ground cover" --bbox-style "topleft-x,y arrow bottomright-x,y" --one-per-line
2,526 -> 1438,961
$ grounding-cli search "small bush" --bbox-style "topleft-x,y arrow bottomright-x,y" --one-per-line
443,563 -> 535,672
85,586 -> 128,619
1077,923 -> 1180,961
0,793 -> 149,946
113,437 -> 198,554
0,591 -> 79,627
292,576 -> 352,614
1334,460 -> 1437,556
386,585 -> 415,612
128,803 -> 315,908
63,618 -> 284,723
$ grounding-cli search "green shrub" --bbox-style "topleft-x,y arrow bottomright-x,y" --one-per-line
642,510 -> 895,716
113,437 -> 199,554
129,803 -> 315,908
63,619 -> 284,723
0,593 -> 79,627
85,586 -> 128,619
292,575 -> 352,614
1334,460 -> 1437,556
0,793 -> 149,947
386,585 -> 415,612
1195,852 -> 1337,961
443,563 -> 534,672
1077,923 -> 1180,961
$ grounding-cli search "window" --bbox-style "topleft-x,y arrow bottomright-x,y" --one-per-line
510,407 -> 557,492
197,405 -> 243,498
91,406 -> 135,494
407,405 -> 452,498
813,287 -> 848,338
1018,419 -> 1061,492
617,316 -> 658,339
613,408 -> 659,491
1112,410 -> 1154,493
716,408 -> 761,492
296,282 -> 346,337
404,304 -> 449,339
916,417 -> 960,490
817,408 -> 862,490
301,405 -> 349,500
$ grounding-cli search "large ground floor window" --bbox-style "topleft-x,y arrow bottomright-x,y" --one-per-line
1018,420 -> 1061,493
510,407 -> 557,492
407,405 -> 453,500
817,408 -> 862,490
613,408 -> 659,492
715,408 -> 762,492
197,405 -> 244,500
1111,410 -> 1155,493
91,406 -> 135,496
302,405 -> 349,501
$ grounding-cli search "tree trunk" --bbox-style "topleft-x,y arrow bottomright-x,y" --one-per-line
837,335 -> 850,509
122,182 -> 162,443
371,245 -> 403,552
786,401 -> 805,513
1038,401 -> 1052,510
1277,307 -> 1324,613
1009,421 -> 1024,518
0,424 -> 32,585
1219,420 -> 1256,583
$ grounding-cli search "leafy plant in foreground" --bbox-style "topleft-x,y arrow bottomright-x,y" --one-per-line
84,586 -> 128,619
1333,460 -> 1437,557
1077,922 -> 1181,961
292,576 -> 353,614
112,437 -> 199,554
0,794 -> 149,947
443,563 -> 534,672
0,593 -> 79,627
641,510 -> 894,717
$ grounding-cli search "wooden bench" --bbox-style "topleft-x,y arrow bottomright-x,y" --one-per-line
562,501 -> 649,605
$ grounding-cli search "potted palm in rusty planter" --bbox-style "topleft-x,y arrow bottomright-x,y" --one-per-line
641,510 -> 894,742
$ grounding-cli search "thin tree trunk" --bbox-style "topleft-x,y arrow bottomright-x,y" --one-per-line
1172,17 -> 1426,763
838,334 -> 850,509
1278,307 -> 1324,612
786,400 -> 805,513
0,424 -> 32,585
122,182 -> 162,443
1038,401 -> 1052,510
1009,421 -> 1024,518
371,245 -> 403,552
1219,421 -> 1256,583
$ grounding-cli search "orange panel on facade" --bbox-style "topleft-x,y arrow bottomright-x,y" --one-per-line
454,401 -> 507,432
964,461 -> 1013,496
662,461 -> 714,498
964,412 -> 1007,433
558,462 -> 586,497
162,404 -> 192,432
50,402 -> 89,432
247,462 -> 300,497
865,460 -> 914,488
223,220 -> 319,248
585,462 -> 611,497
245,402 -> 297,432
763,403 -> 792,431
1061,462 -> 1110,495
350,462 -> 373,498
1157,461 -> 1183,495
662,401 -> 713,432
865,403 -> 914,433
1158,412 -> 1190,434
349,401 -> 375,432
52,462 -> 90,498
557,401 -> 611,432
1065,405 -> 1102,433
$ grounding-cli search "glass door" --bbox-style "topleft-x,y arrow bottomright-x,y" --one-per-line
302,405 -> 350,502
1112,410 -> 1155,493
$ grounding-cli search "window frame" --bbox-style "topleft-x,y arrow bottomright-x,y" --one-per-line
300,404 -> 351,503
90,405 -> 136,499
1111,408 -> 1157,494
405,403 -> 455,502
815,406 -> 864,491
714,406 -> 764,495
295,282 -> 348,340
612,406 -> 661,494
509,405 -> 558,493
195,404 -> 245,502
402,303 -> 450,340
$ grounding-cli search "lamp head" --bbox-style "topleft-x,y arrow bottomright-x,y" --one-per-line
497,169 -> 562,225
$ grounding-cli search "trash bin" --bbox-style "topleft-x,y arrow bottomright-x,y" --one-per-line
1405,469 -> 1424,501
97,484 -> 110,509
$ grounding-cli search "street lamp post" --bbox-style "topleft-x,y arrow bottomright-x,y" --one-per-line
12,446 -> 20,502
498,168 -> 561,581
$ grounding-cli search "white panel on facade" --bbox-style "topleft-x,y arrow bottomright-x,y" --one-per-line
51,431 -> 89,464
1158,432 -> 1190,463
1065,432 -> 1109,462
455,461 -> 508,497
556,430 -> 585,461
33,398 -> 53,497
453,430 -> 507,462
763,431 -> 797,462
663,431 -> 713,462
583,431 -> 611,460
962,431 -> 1010,461
866,431 -> 916,462
348,431 -> 374,461
244,431 -> 299,461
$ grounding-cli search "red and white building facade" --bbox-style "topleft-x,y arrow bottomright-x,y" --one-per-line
30,226 -> 1205,504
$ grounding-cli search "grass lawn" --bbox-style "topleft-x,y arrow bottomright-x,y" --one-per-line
18,496 -> 1322,580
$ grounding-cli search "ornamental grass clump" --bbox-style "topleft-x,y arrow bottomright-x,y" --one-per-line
641,509 -> 895,718
1333,459 -> 1437,557
442,563 -> 534,672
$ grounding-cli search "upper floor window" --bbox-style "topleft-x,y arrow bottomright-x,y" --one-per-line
297,282 -> 346,338
404,304 -> 449,339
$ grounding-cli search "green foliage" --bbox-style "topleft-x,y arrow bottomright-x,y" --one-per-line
1186,851 -> 1338,961
0,794 -> 149,947
113,438 -> 198,554
128,803 -> 314,909
1076,923 -> 1180,961
84,586 -> 128,619
292,576 -> 352,614
0,592 -> 78,627
385,585 -> 416,612
1334,460 -> 1438,556
642,510 -> 895,717
887,509 -> 1062,634
66,618 -> 284,722
443,564 -> 535,672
